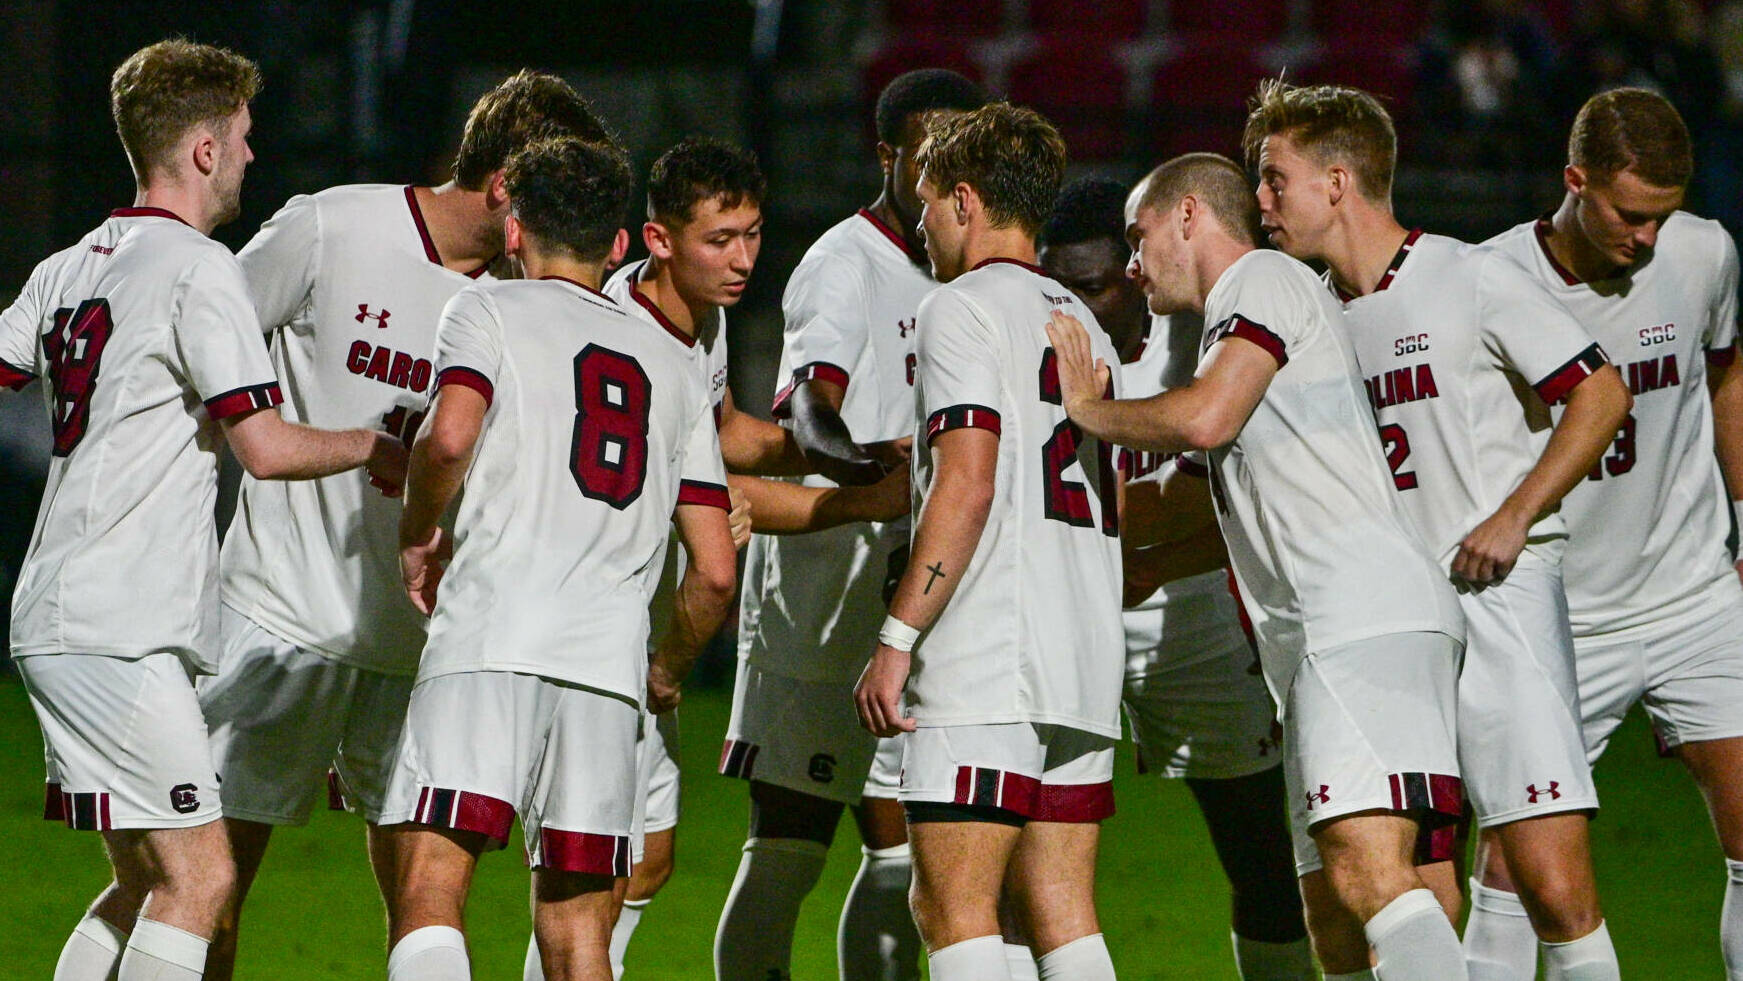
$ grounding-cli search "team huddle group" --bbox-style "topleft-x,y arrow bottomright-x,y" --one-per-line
2,33 -> 1740,981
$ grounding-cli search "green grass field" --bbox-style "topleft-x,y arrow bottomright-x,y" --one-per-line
0,672 -> 1726,979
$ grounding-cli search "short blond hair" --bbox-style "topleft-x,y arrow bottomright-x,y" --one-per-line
1134,153 -> 1261,246
915,102 -> 1068,235
1242,78 -> 1396,201
1569,88 -> 1692,189
111,39 -> 260,181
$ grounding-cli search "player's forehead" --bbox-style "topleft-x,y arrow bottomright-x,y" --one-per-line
683,195 -> 762,235
1042,237 -> 1126,282
1255,131 -> 1312,173
1592,166 -> 1685,215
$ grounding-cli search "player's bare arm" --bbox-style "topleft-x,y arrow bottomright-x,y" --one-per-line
1123,462 -> 1217,549
1047,309 -> 1276,454
649,501 -> 738,713
789,377 -> 910,485
222,406 -> 407,492
728,463 -> 911,536
1708,345 -> 1743,580
1124,524 -> 1229,608
718,387 -> 811,476
397,385 -> 485,614
855,427 -> 997,738
1453,365 -> 1632,583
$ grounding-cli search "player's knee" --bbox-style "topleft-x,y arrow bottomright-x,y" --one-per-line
1516,877 -> 1602,942
629,851 -> 674,900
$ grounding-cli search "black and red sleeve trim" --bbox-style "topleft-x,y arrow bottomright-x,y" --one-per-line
1533,343 -> 1609,404
1174,455 -> 1210,478
1214,315 -> 1288,368
0,358 -> 36,391
436,366 -> 494,407
770,361 -> 851,418
678,479 -> 731,510
204,381 -> 283,420
1708,341 -> 1739,368
925,403 -> 1002,443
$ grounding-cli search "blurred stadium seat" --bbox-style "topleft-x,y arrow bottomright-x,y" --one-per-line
1006,33 -> 1133,161
1147,33 -> 1280,161
1029,0 -> 1150,39
884,0 -> 1007,37
1164,0 -> 1291,43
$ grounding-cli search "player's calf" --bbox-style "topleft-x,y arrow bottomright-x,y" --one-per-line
907,815 -> 1023,950
383,825 -> 488,944
531,869 -> 618,981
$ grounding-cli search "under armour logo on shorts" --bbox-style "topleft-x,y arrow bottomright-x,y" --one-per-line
355,304 -> 391,328
1305,785 -> 1331,809
808,753 -> 837,784
1526,781 -> 1561,803
169,783 -> 200,814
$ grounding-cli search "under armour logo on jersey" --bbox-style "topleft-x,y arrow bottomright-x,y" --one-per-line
1305,785 -> 1330,809
808,753 -> 837,784
355,304 -> 391,328
169,783 -> 200,814
898,317 -> 915,337
1526,781 -> 1561,803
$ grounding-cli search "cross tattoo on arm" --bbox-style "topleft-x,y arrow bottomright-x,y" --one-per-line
923,561 -> 946,594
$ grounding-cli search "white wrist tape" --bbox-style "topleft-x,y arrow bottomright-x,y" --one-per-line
878,616 -> 921,652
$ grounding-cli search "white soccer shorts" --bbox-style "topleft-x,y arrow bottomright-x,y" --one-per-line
200,605 -> 412,825
721,658 -> 905,807
1455,562 -> 1598,827
1123,582 -> 1279,780
1576,579 -> 1743,761
1285,631 -> 1463,876
20,651 -> 221,831
900,723 -> 1116,823
380,671 -> 639,876
631,709 -> 681,865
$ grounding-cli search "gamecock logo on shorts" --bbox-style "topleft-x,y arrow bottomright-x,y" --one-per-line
808,753 -> 837,784
169,783 -> 200,814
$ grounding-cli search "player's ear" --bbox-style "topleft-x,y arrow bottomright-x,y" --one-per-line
485,170 -> 510,212
644,220 -> 673,260
1327,165 -> 1349,206
1564,164 -> 1587,198
608,227 -> 630,268
952,183 -> 974,225
1178,195 -> 1198,239
875,141 -> 896,178
503,213 -> 523,258
189,125 -> 219,178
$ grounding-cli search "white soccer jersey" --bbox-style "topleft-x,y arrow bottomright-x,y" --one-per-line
1338,230 -> 1608,568
1119,312 -> 1234,672
1488,213 -> 1743,635
220,185 -> 491,675
0,208 -> 282,670
1197,249 -> 1464,703
910,259 -> 1125,737
739,210 -> 933,683
417,277 -> 729,703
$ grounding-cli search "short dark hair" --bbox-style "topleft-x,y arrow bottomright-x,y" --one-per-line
503,137 -> 632,262
1569,87 -> 1693,188
1243,78 -> 1397,202
646,137 -> 766,226
453,70 -> 612,191
1135,153 -> 1261,247
111,39 -> 261,180
915,103 -> 1068,236
875,68 -> 988,145
1041,176 -> 1129,250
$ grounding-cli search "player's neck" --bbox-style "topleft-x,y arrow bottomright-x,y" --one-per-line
1326,211 -> 1408,298
521,253 -> 603,291
133,184 -> 217,236
413,183 -> 501,273
866,191 -> 923,259
637,259 -> 712,338
1545,195 -> 1615,283
1195,238 -> 1256,314
960,225 -> 1038,273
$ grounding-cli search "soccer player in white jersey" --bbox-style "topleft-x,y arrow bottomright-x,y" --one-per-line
1481,88 -> 1743,979
1245,81 -> 1634,980
1039,176 -> 1315,981
380,136 -> 738,981
715,69 -> 984,981
596,137 -> 909,981
0,41 -> 404,981
853,103 -> 1125,981
197,69 -> 610,979
1045,153 -> 1470,981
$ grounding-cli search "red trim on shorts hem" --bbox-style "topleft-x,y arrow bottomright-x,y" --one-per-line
43,783 -> 64,821
538,829 -> 633,876
413,787 -> 515,843
326,768 -> 348,812
1033,781 -> 1115,822
953,765 -> 1042,816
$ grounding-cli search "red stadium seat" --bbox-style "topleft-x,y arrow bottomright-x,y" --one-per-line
1311,0 -> 1430,43
1166,0 -> 1291,43
884,0 -> 1007,36
1006,34 -> 1132,161
861,36 -> 987,127
1029,0 -> 1148,39
1299,43 -> 1420,146
1147,34 -> 1284,161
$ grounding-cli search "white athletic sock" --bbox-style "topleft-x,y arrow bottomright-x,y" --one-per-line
1542,920 -> 1620,981
610,898 -> 649,980
523,931 -> 543,981
1004,943 -> 1038,980
388,925 -> 469,981
1231,932 -> 1315,980
1724,858 -> 1743,979
838,843 -> 921,981
1464,878 -> 1538,981
1322,972 -> 1376,981
1364,888 -> 1469,981
56,911 -> 126,981
928,936 -> 1010,981
116,918 -> 207,981
1036,934 -> 1115,980
713,837 -> 829,981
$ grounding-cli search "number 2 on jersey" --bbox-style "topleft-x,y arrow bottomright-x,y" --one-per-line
571,344 -> 651,509
44,298 -> 115,456
1379,423 -> 1417,491
1038,348 -> 1118,536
